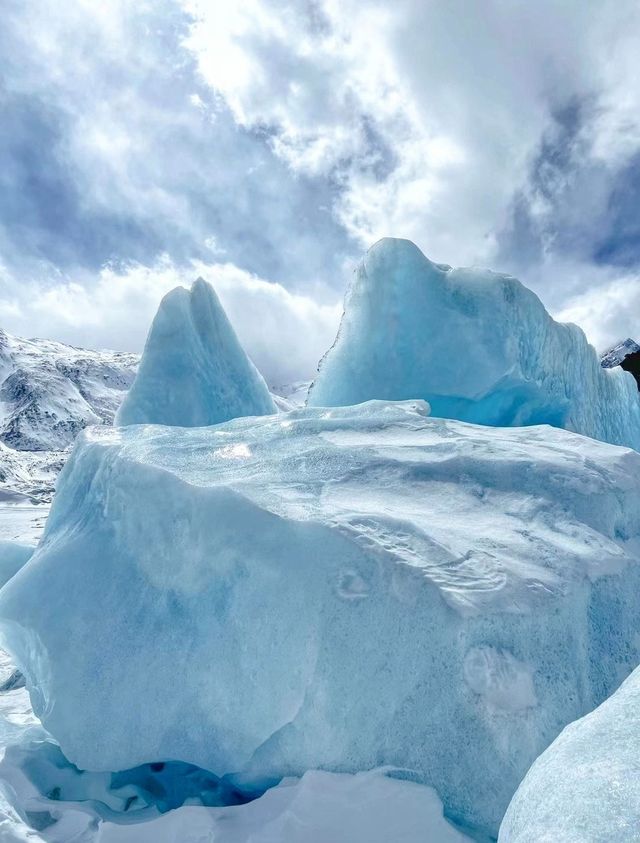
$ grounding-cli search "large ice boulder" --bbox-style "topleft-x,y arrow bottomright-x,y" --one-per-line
0,541 -> 33,590
2,402 -> 640,837
116,278 -> 275,427
499,665 -> 640,842
307,238 -> 640,450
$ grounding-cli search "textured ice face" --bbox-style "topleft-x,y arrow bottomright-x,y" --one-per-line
0,541 -> 33,589
2,402 -> 640,837
117,278 -> 276,427
499,665 -> 640,842
308,238 -> 640,449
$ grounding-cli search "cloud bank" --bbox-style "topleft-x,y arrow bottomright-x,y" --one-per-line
1,0 -> 640,378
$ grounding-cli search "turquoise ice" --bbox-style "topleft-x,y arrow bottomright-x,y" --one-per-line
117,278 -> 275,427
500,663 -> 640,841
308,238 -> 640,449
2,401 -> 640,837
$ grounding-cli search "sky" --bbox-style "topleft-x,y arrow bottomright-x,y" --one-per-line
1,0 -> 640,384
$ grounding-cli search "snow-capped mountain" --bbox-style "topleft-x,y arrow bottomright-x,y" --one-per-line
0,330 -> 139,452
0,327 -> 307,506
600,337 -> 640,368
0,329 -> 138,503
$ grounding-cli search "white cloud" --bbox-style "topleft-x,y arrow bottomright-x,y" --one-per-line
555,269 -> 640,353
0,258 -> 341,386
182,0 -> 640,273
2,0 -> 640,369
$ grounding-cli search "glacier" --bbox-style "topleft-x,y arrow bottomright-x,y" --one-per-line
0,542 -> 33,590
307,238 -> 640,450
2,401 -> 640,837
0,647 -> 470,842
499,664 -> 640,842
116,278 -> 276,427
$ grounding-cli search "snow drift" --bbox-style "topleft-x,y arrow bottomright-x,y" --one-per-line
307,238 -> 640,450
499,663 -> 640,842
116,278 -> 275,427
2,402 -> 640,836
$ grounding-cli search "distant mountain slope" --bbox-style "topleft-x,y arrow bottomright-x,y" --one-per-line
0,327 -> 307,512
600,337 -> 640,368
0,330 -> 139,452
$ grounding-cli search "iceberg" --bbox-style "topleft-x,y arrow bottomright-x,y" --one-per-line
499,665 -> 640,842
0,542 -> 33,590
2,402 -> 640,837
307,238 -> 640,449
116,279 -> 276,427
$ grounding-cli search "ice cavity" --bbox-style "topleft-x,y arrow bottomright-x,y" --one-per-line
499,664 -> 640,842
2,401 -> 640,837
116,278 -> 275,427
307,238 -> 640,449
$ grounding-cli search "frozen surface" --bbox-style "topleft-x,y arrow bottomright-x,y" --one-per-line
0,542 -> 34,590
0,651 -> 469,843
117,279 -> 276,427
0,502 -> 49,546
270,381 -> 311,412
2,401 -> 640,837
499,665 -> 640,842
308,239 -> 640,449
86,770 -> 471,843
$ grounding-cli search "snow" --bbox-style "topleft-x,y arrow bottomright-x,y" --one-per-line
0,329 -> 137,452
270,381 -> 311,412
600,337 -> 640,368
0,502 -> 49,546
2,401 -> 640,837
116,279 -> 276,427
499,664 -> 640,842
89,770 -> 471,843
0,652 -> 469,843
0,442 -> 65,504
307,238 -> 640,450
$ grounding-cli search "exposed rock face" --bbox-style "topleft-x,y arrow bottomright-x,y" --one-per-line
0,329 -> 138,451
600,338 -> 640,389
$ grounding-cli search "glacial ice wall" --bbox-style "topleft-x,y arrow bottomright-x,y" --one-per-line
0,541 -> 33,590
500,664 -> 640,842
308,238 -> 640,450
2,402 -> 640,837
117,278 -> 275,427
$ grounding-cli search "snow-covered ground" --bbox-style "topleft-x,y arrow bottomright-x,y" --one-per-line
0,329 -> 138,545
